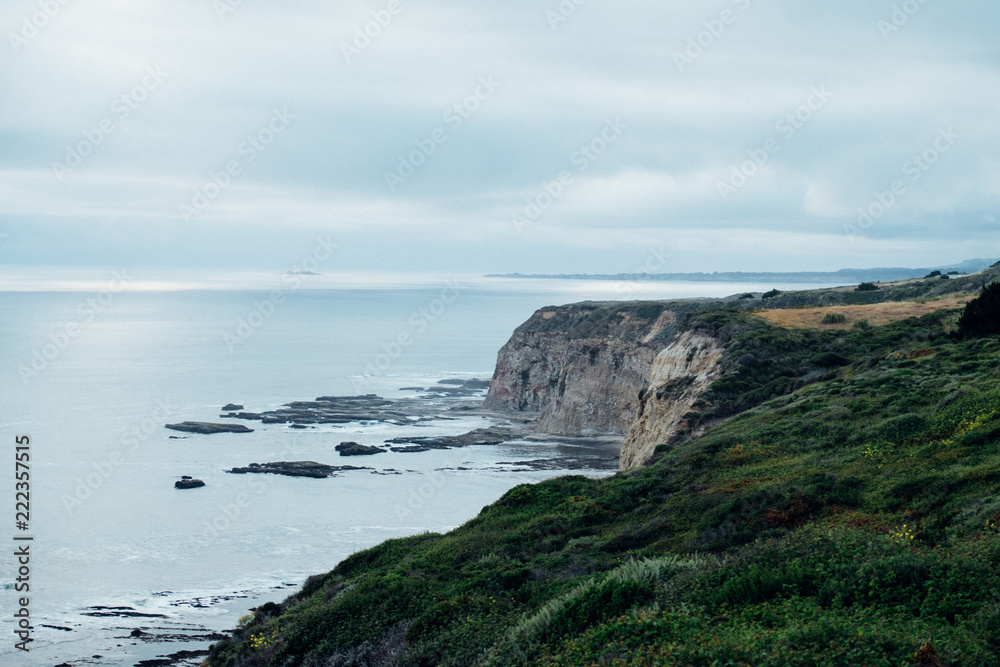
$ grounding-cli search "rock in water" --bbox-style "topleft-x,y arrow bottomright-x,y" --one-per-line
222,403 -> 244,412
175,479 -> 206,489
385,426 -> 515,449
165,422 -> 254,434
227,461 -> 372,478
335,442 -> 386,456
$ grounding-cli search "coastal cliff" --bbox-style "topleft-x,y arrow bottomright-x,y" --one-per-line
205,283 -> 1000,667
483,272 -> 998,471
618,331 -> 725,469
482,301 -> 712,437
482,301 -> 731,470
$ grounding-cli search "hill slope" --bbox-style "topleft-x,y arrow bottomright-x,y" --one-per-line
207,286 -> 1000,667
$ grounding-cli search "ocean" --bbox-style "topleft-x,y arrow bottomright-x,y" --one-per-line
0,270 -> 835,666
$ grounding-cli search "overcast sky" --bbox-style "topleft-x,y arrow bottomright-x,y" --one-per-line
1,0 -> 998,274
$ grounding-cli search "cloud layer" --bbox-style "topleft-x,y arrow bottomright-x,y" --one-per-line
2,0 -> 998,273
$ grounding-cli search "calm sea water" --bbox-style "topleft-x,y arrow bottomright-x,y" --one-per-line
0,271 -> 835,666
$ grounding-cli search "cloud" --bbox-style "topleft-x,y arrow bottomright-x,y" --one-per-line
2,0 -> 999,273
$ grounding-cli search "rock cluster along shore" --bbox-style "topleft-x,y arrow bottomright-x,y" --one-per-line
228,461 -> 371,478
162,379 -> 627,482
385,426 -> 516,449
165,422 -> 254,434
218,381 -> 491,428
219,394 -> 452,427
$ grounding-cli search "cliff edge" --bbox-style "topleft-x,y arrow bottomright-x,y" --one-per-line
482,301 -> 711,438
618,331 -> 725,469
483,270 -> 996,471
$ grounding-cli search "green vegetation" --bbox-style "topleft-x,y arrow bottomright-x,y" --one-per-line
820,312 -> 848,325
959,283 -> 1000,338
856,282 -> 880,292
208,291 -> 1000,667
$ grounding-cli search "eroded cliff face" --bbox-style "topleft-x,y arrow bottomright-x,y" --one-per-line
483,300 -> 729,470
618,331 -> 725,470
483,301 -> 728,438
483,302 -> 687,436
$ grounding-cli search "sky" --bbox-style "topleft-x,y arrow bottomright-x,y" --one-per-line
1,0 -> 998,275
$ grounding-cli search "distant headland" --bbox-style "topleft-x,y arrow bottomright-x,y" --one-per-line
488,258 -> 998,284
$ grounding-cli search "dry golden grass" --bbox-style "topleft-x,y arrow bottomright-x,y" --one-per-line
755,296 -> 971,330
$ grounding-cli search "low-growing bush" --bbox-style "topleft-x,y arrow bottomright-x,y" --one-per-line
959,282 -> 1000,338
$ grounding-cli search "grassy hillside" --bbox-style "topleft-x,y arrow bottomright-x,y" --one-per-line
207,288 -> 1000,666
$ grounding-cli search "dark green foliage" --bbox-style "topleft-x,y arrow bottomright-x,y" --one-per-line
856,282 -> 880,292
926,270 -> 943,278
820,312 -> 847,324
208,298 -> 1000,667
877,412 -> 927,441
958,282 -> 1000,338
762,289 -> 782,299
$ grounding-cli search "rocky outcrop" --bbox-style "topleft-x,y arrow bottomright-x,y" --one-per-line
175,477 -> 206,489
166,422 -> 254,434
483,301 -> 711,436
384,426 -> 517,449
618,331 -> 725,470
482,300 -> 731,468
336,442 -> 386,456
219,394 -> 480,427
227,462 -> 371,478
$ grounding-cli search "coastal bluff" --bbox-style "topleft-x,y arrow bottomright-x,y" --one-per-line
482,300 -> 722,469
483,272 -> 994,471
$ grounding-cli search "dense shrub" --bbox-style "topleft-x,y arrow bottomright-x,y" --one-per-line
958,282 -> 1000,337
